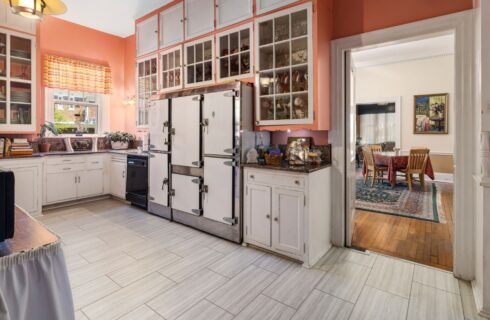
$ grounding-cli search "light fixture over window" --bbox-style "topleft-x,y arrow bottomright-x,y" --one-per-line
3,0 -> 67,20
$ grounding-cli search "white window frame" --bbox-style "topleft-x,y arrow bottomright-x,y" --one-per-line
184,36 -> 215,88
216,23 -> 254,81
160,45 -> 184,93
44,88 -> 108,137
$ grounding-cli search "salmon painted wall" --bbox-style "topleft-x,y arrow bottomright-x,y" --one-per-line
332,0 -> 474,39
36,17 -> 128,135
124,34 -> 136,134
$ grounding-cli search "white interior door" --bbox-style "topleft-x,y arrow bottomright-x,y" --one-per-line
216,0 -> 253,28
171,95 -> 201,167
203,157 -> 233,224
137,15 -> 158,56
149,153 -> 169,207
149,99 -> 169,152
160,2 -> 184,48
345,51 -> 357,247
171,174 -> 201,215
244,184 -> 272,247
203,91 -> 234,156
185,0 -> 215,39
272,187 -> 304,257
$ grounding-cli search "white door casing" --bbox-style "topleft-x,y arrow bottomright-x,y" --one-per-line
149,153 -> 169,207
171,174 -> 201,215
203,91 -> 234,156
203,157 -> 233,224
171,95 -> 201,167
244,183 -> 272,247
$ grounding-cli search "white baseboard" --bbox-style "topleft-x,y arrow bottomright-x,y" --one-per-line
433,172 -> 454,183
472,280 -> 490,318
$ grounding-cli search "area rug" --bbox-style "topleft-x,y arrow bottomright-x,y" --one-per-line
355,177 -> 446,223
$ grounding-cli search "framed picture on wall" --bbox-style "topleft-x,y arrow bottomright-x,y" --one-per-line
413,93 -> 448,134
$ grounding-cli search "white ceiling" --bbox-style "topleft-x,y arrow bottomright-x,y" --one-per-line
57,0 -> 172,37
352,34 -> 454,69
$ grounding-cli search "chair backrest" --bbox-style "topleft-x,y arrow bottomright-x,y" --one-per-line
362,147 -> 375,167
407,148 -> 430,171
369,145 -> 383,153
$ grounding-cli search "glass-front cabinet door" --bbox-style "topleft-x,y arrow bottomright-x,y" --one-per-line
184,37 -> 214,88
136,56 -> 158,128
217,24 -> 253,81
255,4 -> 312,126
160,46 -> 183,92
0,29 -> 36,132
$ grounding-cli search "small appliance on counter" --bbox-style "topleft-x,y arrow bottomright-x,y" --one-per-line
0,170 -> 15,242
126,155 -> 148,209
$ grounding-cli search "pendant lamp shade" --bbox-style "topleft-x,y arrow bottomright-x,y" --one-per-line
3,0 -> 67,20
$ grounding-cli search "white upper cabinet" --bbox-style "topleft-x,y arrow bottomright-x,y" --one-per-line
216,0 -> 253,29
185,0 -> 215,40
136,15 -> 158,57
159,2 -> 184,49
256,0 -> 299,15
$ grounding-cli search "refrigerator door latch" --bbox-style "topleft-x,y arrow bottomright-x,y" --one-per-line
223,160 -> 238,167
191,177 -> 202,184
192,95 -> 203,101
223,217 -> 237,225
201,119 -> 209,133
162,178 -> 169,190
200,185 -> 208,193
223,147 -> 239,155
223,90 -> 239,98
163,121 -> 169,128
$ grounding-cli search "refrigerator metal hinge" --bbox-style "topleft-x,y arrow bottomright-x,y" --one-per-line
200,185 -> 208,193
224,160 -> 238,167
162,178 -> 169,190
201,119 -> 209,127
163,121 -> 169,128
191,160 -> 203,167
191,209 -> 203,216
170,128 -> 176,135
223,217 -> 237,225
169,189 -> 175,196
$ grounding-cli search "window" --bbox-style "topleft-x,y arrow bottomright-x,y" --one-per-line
217,24 -> 253,80
46,89 -> 104,135
184,37 -> 214,87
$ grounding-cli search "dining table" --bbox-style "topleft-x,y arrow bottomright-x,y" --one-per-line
363,151 -> 435,187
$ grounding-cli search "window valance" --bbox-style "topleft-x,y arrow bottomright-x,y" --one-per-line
43,55 -> 112,94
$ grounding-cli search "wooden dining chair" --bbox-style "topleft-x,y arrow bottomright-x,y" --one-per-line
362,147 -> 388,187
369,144 -> 383,153
400,148 -> 430,191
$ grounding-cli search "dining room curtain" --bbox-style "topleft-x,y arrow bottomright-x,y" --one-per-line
44,54 -> 112,94
357,103 -> 397,145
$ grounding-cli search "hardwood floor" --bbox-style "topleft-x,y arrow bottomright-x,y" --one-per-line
352,183 -> 454,271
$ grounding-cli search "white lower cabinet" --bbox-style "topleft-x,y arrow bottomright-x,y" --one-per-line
110,155 -> 127,199
44,155 -> 108,205
244,167 -> 331,266
0,158 -> 43,216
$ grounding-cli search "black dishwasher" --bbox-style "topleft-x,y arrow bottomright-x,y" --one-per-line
126,155 -> 148,209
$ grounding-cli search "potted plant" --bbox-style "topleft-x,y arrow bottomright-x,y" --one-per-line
106,131 -> 135,150
38,122 -> 59,153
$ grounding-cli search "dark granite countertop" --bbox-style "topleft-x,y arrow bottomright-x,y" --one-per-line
242,161 -> 331,173
0,149 -> 149,160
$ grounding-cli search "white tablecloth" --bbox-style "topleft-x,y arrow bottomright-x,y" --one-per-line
0,242 -> 74,320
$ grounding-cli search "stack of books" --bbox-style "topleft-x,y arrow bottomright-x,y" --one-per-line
10,139 -> 33,156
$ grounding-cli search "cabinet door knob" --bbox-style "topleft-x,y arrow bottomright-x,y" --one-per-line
295,180 -> 300,185
274,217 -> 279,222
266,214 -> 270,219
250,175 -> 254,179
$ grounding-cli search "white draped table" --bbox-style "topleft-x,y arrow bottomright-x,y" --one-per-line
0,208 -> 74,320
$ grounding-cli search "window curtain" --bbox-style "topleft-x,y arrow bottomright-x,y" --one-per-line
358,113 -> 396,145
44,55 -> 112,94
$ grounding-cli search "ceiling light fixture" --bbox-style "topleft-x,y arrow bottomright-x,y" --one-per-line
3,0 -> 67,20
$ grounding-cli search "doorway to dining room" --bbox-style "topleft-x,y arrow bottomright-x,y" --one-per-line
348,34 -> 455,270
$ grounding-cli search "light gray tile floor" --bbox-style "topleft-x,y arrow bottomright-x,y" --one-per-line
39,199 -> 481,320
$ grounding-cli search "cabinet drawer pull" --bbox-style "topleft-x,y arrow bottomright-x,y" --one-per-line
63,167 -> 71,171
92,161 -> 99,164
62,159 -> 71,162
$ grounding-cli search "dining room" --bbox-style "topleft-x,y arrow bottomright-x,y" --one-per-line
349,34 -> 455,271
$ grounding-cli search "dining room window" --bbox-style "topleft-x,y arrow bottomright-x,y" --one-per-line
357,102 -> 397,145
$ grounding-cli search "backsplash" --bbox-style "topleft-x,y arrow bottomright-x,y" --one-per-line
271,130 -> 328,146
